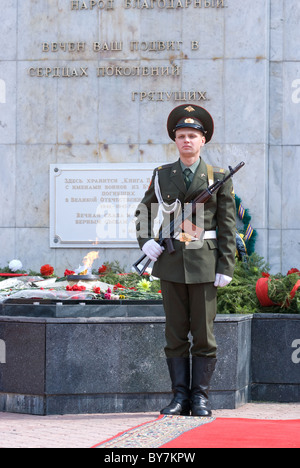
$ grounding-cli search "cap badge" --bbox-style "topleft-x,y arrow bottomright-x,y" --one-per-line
184,118 -> 195,124
184,106 -> 195,113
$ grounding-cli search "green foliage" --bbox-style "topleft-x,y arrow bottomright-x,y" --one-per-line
268,273 -> 298,304
92,260 -> 162,298
217,254 -> 268,314
217,254 -> 300,314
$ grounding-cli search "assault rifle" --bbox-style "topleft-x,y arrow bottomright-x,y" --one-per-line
133,161 -> 245,275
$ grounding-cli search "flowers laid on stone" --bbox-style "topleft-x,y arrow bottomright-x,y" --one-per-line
40,264 -> 54,277
0,256 -> 299,313
66,284 -> 86,291
8,260 -> 23,272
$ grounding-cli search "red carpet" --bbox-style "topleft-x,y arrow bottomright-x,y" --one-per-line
93,416 -> 300,449
161,418 -> 300,449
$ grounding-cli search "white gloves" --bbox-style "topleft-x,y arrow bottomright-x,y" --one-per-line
142,239 -> 164,262
214,273 -> 232,288
142,242 -> 232,285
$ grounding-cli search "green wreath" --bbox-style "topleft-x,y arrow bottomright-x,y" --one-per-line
235,194 -> 257,259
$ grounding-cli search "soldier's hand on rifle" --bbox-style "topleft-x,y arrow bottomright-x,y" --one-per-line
214,273 -> 232,288
142,240 -> 164,262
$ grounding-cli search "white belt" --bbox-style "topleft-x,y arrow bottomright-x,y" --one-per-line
174,230 -> 217,242
203,230 -> 217,240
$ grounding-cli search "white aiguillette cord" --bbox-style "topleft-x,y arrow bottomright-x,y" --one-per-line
154,171 -> 182,229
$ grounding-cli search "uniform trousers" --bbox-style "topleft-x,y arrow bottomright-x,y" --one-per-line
160,280 -> 217,359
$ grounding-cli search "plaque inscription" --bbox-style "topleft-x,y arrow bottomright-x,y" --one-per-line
50,163 -> 161,248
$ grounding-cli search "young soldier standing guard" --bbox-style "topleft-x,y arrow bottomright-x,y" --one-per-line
135,105 -> 236,417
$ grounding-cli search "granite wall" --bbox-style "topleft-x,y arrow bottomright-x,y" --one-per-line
0,314 -> 253,414
0,0 -> 299,275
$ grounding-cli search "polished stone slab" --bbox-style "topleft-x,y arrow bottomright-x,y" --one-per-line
251,314 -> 300,403
0,314 -> 252,414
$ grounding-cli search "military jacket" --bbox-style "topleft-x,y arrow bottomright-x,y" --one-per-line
135,158 -> 236,284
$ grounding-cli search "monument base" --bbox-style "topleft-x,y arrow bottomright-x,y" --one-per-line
0,313 -> 251,415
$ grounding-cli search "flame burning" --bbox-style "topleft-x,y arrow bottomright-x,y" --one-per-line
83,251 -> 99,271
75,251 -> 99,275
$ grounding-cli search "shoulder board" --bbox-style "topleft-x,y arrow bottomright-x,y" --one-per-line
155,163 -> 174,171
213,166 -> 225,174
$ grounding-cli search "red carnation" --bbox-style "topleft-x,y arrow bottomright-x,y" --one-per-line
66,284 -> 86,291
98,265 -> 107,274
262,272 -> 270,278
64,269 -> 75,277
287,268 -> 300,276
40,264 -> 54,277
113,283 -> 125,291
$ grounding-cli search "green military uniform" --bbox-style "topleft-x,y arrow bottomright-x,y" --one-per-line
135,104 -> 237,417
136,158 -> 236,358
137,158 -> 236,285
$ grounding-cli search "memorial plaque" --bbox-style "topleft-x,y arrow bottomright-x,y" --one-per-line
50,163 -> 162,248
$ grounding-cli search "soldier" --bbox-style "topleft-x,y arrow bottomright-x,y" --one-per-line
135,105 -> 236,417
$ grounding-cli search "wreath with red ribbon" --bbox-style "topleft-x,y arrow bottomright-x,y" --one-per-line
256,270 -> 300,309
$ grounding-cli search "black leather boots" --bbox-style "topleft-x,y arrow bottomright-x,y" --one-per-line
160,357 -> 191,416
190,356 -> 217,417
161,356 -> 217,417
